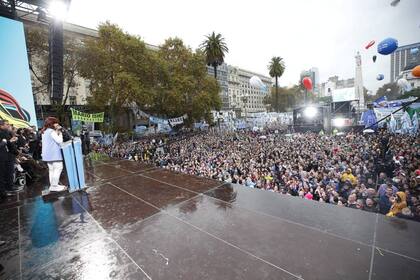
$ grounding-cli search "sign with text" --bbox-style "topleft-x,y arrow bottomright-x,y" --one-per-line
71,108 -> 104,122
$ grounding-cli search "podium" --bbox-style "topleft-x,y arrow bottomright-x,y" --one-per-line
42,138 -> 87,200
61,137 -> 86,192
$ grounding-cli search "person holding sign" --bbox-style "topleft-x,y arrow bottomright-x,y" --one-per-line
41,117 -> 67,192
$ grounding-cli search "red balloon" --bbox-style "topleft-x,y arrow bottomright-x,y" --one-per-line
365,40 -> 375,49
302,77 -> 313,91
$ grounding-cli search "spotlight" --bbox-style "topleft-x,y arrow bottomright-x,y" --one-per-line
48,0 -> 68,20
333,117 -> 345,127
304,106 -> 318,119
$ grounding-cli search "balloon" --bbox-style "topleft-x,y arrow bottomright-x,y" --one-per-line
376,74 -> 384,81
410,48 -> 419,55
386,88 -> 391,92
372,55 -> 377,63
249,76 -> 265,89
377,38 -> 398,55
302,77 -> 313,91
397,78 -> 412,92
365,40 -> 375,49
390,0 -> 400,7
412,65 -> 420,78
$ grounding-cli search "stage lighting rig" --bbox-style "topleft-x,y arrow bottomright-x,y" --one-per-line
304,106 -> 318,119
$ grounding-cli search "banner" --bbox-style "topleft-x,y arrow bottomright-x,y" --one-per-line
71,108 -> 104,122
168,116 -> 184,126
0,16 -> 37,127
149,116 -> 168,125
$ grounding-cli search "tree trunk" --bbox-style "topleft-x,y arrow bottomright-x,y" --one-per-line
275,76 -> 278,112
213,64 -> 218,79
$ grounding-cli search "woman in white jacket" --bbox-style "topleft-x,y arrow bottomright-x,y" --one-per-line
41,117 -> 67,192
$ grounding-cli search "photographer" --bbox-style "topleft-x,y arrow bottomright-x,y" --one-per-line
41,117 -> 67,192
0,120 -> 21,199
80,125 -> 91,156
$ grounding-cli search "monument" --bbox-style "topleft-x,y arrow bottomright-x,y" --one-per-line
355,51 -> 365,110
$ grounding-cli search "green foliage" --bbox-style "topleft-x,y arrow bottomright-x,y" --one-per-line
78,23 -> 221,131
400,87 -> 420,99
268,57 -> 285,79
200,32 -> 228,78
78,22 -> 159,131
154,38 -> 221,123
265,85 -> 303,112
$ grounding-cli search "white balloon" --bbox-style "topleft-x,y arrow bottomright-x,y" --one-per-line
249,76 -> 265,89
397,78 -> 412,92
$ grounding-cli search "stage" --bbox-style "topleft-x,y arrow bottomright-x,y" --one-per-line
1,159 -> 420,279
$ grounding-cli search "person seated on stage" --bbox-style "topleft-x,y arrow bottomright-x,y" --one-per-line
0,120 -> 21,199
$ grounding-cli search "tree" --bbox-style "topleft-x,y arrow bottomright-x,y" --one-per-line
78,22 -> 158,132
264,85 -> 301,111
268,57 -> 285,112
200,32 -> 228,79
26,27 -> 81,125
400,87 -> 420,99
375,82 -> 400,100
154,38 -> 221,124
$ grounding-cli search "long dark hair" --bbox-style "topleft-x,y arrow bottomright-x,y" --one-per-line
41,117 -> 59,134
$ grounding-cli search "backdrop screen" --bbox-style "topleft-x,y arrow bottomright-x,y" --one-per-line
332,87 -> 356,103
0,16 -> 37,128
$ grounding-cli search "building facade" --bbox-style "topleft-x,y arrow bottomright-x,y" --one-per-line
228,66 -> 271,117
320,76 -> 355,97
300,67 -> 320,95
207,63 -> 229,110
390,42 -> 420,82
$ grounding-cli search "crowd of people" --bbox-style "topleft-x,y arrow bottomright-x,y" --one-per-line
0,119 -> 44,200
2,118 -> 420,222
101,129 -> 420,221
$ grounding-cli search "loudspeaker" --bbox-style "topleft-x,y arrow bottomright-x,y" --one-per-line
49,19 -> 64,102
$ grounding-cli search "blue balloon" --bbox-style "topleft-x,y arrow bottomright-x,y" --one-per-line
377,38 -> 398,55
410,48 -> 419,55
376,74 -> 384,81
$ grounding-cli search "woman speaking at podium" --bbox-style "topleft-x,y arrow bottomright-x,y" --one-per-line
41,117 -> 67,192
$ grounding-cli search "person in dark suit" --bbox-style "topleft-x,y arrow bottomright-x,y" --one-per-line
0,120 -> 21,200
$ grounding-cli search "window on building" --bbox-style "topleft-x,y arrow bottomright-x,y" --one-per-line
69,96 -> 77,105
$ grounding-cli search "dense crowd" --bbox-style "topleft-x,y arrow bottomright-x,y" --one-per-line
101,129 -> 420,221
0,120 -> 44,199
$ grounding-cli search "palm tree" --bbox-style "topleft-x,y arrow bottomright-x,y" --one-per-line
200,32 -> 228,79
268,57 -> 285,112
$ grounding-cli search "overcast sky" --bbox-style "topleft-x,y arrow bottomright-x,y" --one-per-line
66,0 -> 420,92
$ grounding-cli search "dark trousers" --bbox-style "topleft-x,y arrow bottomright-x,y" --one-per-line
0,159 -> 14,193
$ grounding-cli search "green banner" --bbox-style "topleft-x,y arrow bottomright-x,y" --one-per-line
71,108 -> 104,123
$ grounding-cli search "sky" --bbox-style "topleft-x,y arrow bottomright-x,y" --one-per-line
0,17 -> 37,126
66,0 -> 420,93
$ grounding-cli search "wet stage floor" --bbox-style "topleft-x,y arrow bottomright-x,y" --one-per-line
1,159 -> 420,279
